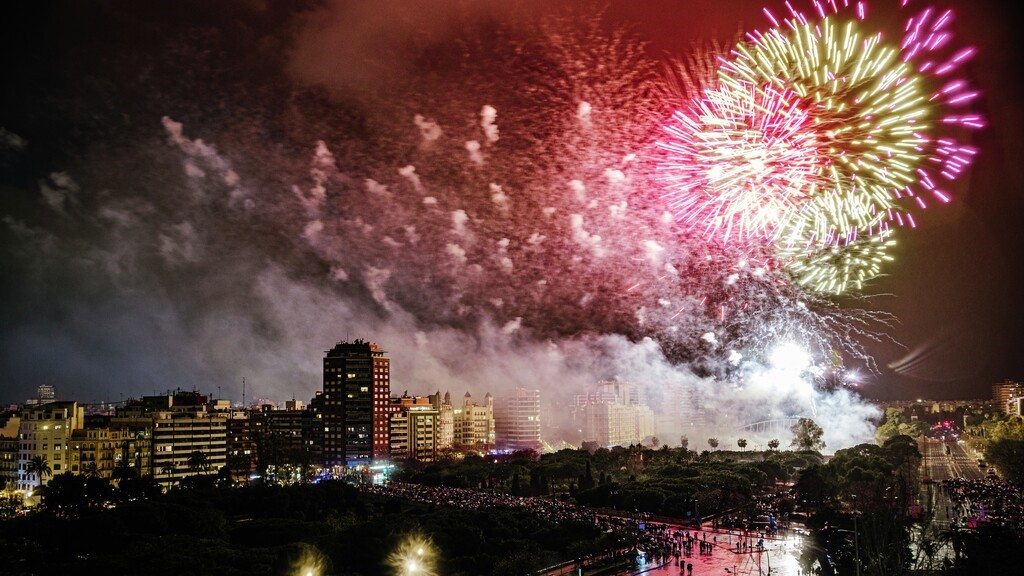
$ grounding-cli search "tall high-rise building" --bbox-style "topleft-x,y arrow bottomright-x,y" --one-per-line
25,384 -> 57,407
37,384 -> 56,403
322,340 -> 391,468
992,380 -> 1024,415
574,380 -> 655,448
495,388 -> 542,452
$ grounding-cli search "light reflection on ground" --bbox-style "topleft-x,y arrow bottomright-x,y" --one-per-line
626,527 -> 807,576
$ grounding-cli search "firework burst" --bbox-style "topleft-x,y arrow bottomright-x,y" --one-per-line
657,0 -> 981,294
659,81 -> 823,244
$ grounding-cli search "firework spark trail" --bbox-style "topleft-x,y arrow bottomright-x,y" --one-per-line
657,0 -> 981,294
658,81 -> 822,244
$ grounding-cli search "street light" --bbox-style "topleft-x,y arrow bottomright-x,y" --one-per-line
389,535 -> 435,576
833,520 -> 861,576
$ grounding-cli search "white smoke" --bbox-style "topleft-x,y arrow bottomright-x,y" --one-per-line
480,105 -> 499,143
414,114 -> 443,142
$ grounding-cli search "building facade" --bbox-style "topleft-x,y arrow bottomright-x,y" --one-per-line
322,340 -> 391,468
17,401 -> 84,490
992,380 -> 1024,415
495,387 -> 542,452
574,381 -> 655,448
151,408 -> 227,486
69,417 -> 151,481
428,391 -> 454,452
453,392 -> 495,452
0,412 -> 21,490
389,395 -> 439,462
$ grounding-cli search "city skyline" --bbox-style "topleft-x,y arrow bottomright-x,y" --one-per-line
1,3 -> 1020,574
1,0 -> 1021,452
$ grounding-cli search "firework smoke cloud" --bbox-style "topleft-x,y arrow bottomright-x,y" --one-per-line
0,0 -> 983,450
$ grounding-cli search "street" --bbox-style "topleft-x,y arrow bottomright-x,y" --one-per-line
914,437 -> 987,568
919,437 -> 985,532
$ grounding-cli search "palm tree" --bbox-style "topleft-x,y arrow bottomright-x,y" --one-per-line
768,439 -> 781,451
159,463 -> 176,489
187,451 -> 210,475
26,456 -> 52,486
81,461 -> 99,478
112,457 -> 137,484
737,438 -> 748,451
707,438 -> 719,450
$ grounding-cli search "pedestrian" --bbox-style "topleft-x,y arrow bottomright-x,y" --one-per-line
687,561 -> 693,575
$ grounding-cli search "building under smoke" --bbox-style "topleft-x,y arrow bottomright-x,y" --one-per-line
573,381 -> 654,447
428,391 -> 455,453
322,341 -> 391,468
495,387 -> 542,452
453,392 -> 495,452
389,394 -> 439,462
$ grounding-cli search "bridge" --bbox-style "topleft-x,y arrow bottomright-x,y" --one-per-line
733,417 -> 805,436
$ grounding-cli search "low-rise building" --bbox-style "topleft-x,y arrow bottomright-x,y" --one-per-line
0,412 -> 21,490
453,392 -> 494,452
17,401 -> 84,491
69,416 -> 151,481
390,395 -> 439,462
151,408 -> 227,486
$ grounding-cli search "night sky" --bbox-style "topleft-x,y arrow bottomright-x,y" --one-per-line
1,0 -> 1020,415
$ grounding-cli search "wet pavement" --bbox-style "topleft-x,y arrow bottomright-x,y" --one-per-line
620,526 -> 807,576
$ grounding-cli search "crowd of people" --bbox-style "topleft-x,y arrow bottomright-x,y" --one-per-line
363,481 -> 788,574
361,481 -> 597,526
362,479 -> 782,569
941,477 -> 1024,533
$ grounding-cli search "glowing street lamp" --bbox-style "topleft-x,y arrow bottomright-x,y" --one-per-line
389,535 -> 436,576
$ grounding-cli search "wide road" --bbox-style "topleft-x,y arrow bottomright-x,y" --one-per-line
920,437 -> 986,484
916,437 -> 987,568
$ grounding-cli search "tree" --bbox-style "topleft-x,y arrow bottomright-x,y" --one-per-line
40,474 -> 115,516
990,415 -> 1024,442
680,435 -> 689,450
26,456 -> 52,485
790,418 -> 826,451
768,439 -> 780,451
737,438 -> 748,451
112,457 -> 138,484
81,461 -> 99,478
187,451 -> 211,475
707,438 -> 719,450
986,438 -> 1024,485
118,474 -> 163,501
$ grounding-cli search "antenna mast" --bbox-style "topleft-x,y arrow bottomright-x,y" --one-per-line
242,377 -> 246,408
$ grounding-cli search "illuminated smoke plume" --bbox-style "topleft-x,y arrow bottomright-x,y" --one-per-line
0,2 -> 906,450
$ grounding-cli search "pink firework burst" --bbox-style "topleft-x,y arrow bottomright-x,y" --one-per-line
657,81 -> 827,245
